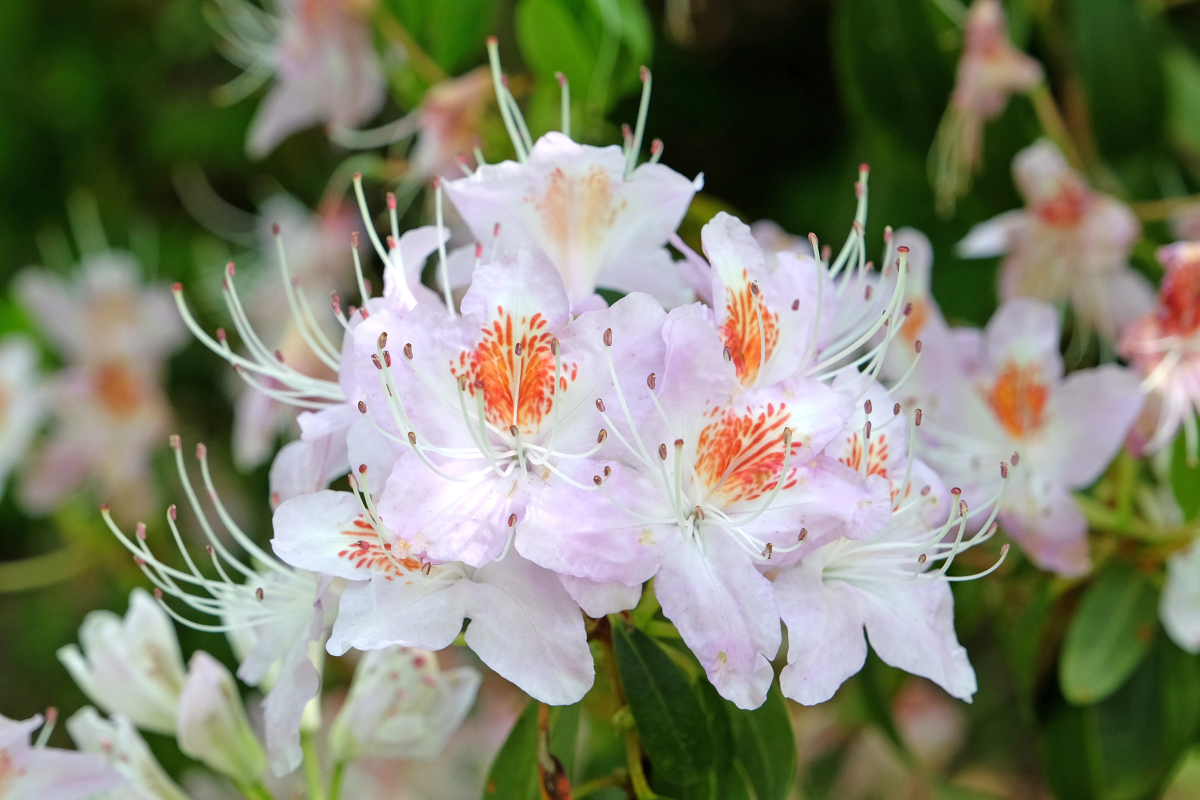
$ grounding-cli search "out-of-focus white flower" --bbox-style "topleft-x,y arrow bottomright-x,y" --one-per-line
0,711 -> 124,800
409,68 -> 494,182
329,647 -> 481,762
1161,540 -> 1200,654
958,139 -> 1154,342
931,0 -> 1043,215
176,652 -> 268,785
213,0 -> 386,159
102,437 -> 334,777
14,251 -> 185,518
0,336 -> 43,493
58,588 -> 187,736
66,708 -> 189,800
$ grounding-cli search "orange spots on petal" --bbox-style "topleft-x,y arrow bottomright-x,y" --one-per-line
1034,183 -> 1091,228
695,403 -> 797,504
337,517 -> 421,576
900,299 -> 929,345
984,360 -> 1048,439
94,361 -> 146,417
529,165 -> 624,265
719,271 -> 780,386
838,432 -> 890,480
453,307 -> 574,434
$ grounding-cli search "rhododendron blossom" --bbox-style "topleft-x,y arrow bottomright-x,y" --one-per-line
958,140 -> 1154,342
0,712 -> 123,800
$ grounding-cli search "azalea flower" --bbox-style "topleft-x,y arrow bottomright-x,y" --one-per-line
915,298 -> 1143,576
931,0 -> 1043,215
102,436 -> 333,776
1118,241 -> 1200,462
177,651 -> 269,784
524,302 -> 892,709
0,336 -> 43,494
66,708 -> 189,800
14,252 -> 185,518
271,488 -> 596,705
1161,540 -> 1200,654
0,711 -> 123,800
328,646 -> 481,761
212,0 -> 386,158
958,139 -> 1154,342
443,52 -> 703,309
57,588 -> 187,736
775,375 -> 1005,704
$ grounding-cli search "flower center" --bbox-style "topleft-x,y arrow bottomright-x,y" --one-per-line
94,361 -> 144,417
984,361 -> 1048,439
694,402 -> 797,505
338,516 -> 423,579
1158,257 -> 1200,336
1034,183 -> 1090,228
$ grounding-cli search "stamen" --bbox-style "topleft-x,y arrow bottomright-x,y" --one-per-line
433,178 -> 455,315
626,66 -> 652,179
486,38 -> 528,162
556,72 -> 570,138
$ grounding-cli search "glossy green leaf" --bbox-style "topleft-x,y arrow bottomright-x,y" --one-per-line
613,624 -> 713,790
1070,0 -> 1164,158
386,0 -> 495,73
834,0 -> 953,152
1172,431 -> 1200,520
1059,563 -> 1159,705
481,700 -> 539,800
728,683 -> 797,800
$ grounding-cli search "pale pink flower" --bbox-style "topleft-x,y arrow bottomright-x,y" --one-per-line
1161,540 -> 1200,654
408,69 -> 495,182
328,647 -> 480,761
0,712 -> 123,800
958,140 -> 1154,341
443,132 -> 702,308
917,299 -> 1143,576
0,336 -> 43,494
177,652 -> 268,784
932,0 -> 1044,214
66,708 -> 189,800
57,588 -> 187,736
1118,241 -> 1200,461
214,0 -> 386,159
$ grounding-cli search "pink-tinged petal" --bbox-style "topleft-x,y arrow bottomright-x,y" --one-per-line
861,580 -> 977,702
1012,139 -> 1077,205
247,81 -> 326,159
558,574 -> 643,616
775,555 -> 867,705
232,389 -> 292,470
261,615 -> 321,776
519,463 -> 671,586
271,490 -> 424,581
957,210 -> 1024,258
654,304 -> 738,443
983,298 -> 1064,380
462,553 -> 595,704
12,746 -> 126,800
1000,488 -> 1091,577
1038,365 -> 1143,488
382,225 -> 448,306
1162,541 -> 1200,654
377,449 -> 524,567
1075,266 -> 1156,342
344,416 -> 404,501
596,247 -> 695,308
459,247 -> 571,333
444,132 -> 701,302
268,435 -> 349,505
327,571 -> 467,656
655,532 -> 780,709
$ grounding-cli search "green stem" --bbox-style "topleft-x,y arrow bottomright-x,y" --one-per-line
624,730 -> 656,799
1028,83 -> 1084,170
327,762 -> 346,800
573,771 -> 627,798
234,782 -> 275,800
301,733 -> 325,800
1114,450 -> 1137,529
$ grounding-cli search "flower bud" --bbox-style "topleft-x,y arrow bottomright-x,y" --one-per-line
67,707 -> 190,800
176,652 -> 267,784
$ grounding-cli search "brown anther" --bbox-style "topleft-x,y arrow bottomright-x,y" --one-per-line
951,487 -> 961,495
196,443 -> 207,459
136,522 -> 146,540
903,302 -> 913,317
597,429 -> 608,444
403,343 -> 413,360
275,349 -> 285,363
783,426 -> 792,443
378,332 -> 387,349
508,514 -> 517,528
372,354 -> 382,370
457,375 -> 468,391
921,485 -> 931,496
791,299 -> 800,311
798,527 -> 808,541
408,432 -> 418,445
422,562 -> 433,576
1011,452 -> 1020,466
751,281 -> 760,296
918,554 -> 927,564
514,342 -> 523,356
914,340 -> 923,353
596,398 -> 606,413
593,475 -> 603,485
205,545 -> 214,555
864,400 -> 872,414
359,464 -> 368,474
383,350 -> 392,367
1000,463 -> 1009,479
723,346 -> 732,362
864,286 -> 873,301
674,438 -> 684,448
168,505 -> 177,521
658,443 -> 668,460
154,588 -> 163,600
764,543 -> 773,559
603,328 -> 613,346
256,587 -> 265,601
216,328 -> 227,342
603,466 -> 612,477
915,409 -> 923,426
865,421 -> 872,439
550,338 -> 559,356
647,373 -> 656,390
893,403 -> 900,416
510,425 -> 519,437
473,379 -> 485,390
695,506 -> 705,520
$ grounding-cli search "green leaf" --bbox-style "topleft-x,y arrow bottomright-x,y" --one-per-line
728,683 -> 797,800
1059,563 -> 1159,705
385,0 -> 495,73
613,624 -> 714,791
481,700 -> 540,800
1171,431 -> 1200,520
1070,0 -> 1165,159
515,0 -> 596,95
1165,46 -> 1200,161
833,0 -> 953,152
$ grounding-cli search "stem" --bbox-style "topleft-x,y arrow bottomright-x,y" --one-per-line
1114,450 -> 1137,529
574,771 -> 628,798
327,762 -> 346,800
235,782 -> 275,800
301,732 -> 325,800
625,730 -> 656,800
1131,193 -> 1200,222
0,545 -> 88,593
1028,83 -> 1084,170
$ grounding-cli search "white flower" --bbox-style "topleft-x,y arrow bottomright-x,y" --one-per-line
176,652 -> 268,785
1162,541 -> 1200,654
0,336 -> 43,493
58,588 -> 187,736
0,711 -> 123,800
329,647 -> 481,762
66,708 -> 189,800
